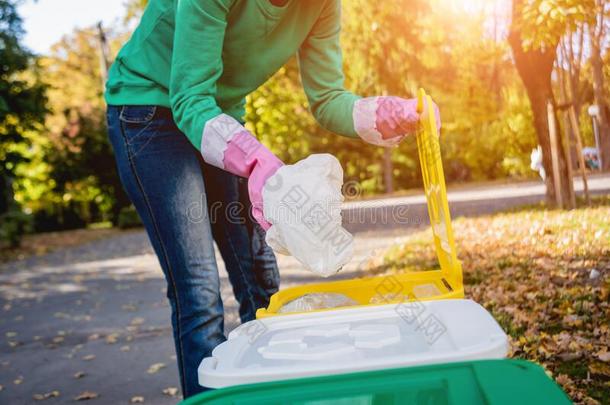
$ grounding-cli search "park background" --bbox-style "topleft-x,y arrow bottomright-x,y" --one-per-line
0,0 -> 609,404
1,0 -> 608,242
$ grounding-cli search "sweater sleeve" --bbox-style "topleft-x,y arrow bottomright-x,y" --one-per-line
169,0 -> 234,150
297,0 -> 360,138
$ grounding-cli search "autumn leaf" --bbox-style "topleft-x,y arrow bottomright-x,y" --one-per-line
130,396 -> 144,403
147,363 -> 166,374
162,387 -> 179,397
130,317 -> 145,326
598,351 -> 610,363
33,391 -> 60,401
74,371 -> 86,379
82,354 -> 96,361
105,334 -> 118,344
74,391 -> 99,401
378,198 -> 610,404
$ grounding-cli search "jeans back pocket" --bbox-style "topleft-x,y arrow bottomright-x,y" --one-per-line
119,106 -> 157,124
119,105 -> 158,147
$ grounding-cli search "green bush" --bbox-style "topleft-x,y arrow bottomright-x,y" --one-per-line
0,210 -> 33,248
117,206 -> 142,229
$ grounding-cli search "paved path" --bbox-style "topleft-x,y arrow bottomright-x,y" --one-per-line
0,175 -> 608,404
343,173 -> 610,233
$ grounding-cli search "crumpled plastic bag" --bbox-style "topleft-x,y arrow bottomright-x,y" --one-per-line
278,293 -> 358,314
263,154 -> 354,277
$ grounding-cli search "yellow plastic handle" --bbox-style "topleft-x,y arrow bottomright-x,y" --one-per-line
416,88 -> 425,114
415,89 -> 462,288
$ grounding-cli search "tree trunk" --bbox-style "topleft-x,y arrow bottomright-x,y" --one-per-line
383,148 -> 394,194
589,24 -> 610,171
508,1 -> 572,206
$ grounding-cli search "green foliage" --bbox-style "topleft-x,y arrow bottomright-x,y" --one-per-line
6,0 -> 606,241
18,27 -> 130,227
117,206 -> 143,229
516,0 -> 596,50
0,209 -> 32,248
245,0 -> 541,192
0,0 -> 47,215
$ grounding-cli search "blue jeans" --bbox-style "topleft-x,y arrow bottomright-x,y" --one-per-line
106,105 -> 279,398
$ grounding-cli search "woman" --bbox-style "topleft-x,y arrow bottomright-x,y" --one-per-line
105,0 -> 439,398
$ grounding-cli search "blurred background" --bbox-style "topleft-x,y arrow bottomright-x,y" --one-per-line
1,0 -> 608,247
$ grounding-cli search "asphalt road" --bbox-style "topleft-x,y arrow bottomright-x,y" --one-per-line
1,174 -> 608,404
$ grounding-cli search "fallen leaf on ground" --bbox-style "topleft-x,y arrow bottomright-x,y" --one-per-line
0,384 -> 3,391
130,317 -> 145,326
589,362 -> 610,377
33,391 -> 60,401
82,354 -> 96,361
162,387 -> 179,397
14,376 -> 23,385
598,351 -> 610,362
377,197 -> 610,404
147,363 -> 166,374
120,345 -> 130,352
74,391 -> 99,401
105,334 -> 118,344
122,304 -> 137,312
558,352 -> 582,362
5,332 -> 17,338
130,396 -> 144,403
74,371 -> 86,379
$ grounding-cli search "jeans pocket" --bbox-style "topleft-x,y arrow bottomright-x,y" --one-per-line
119,105 -> 157,123
119,106 -> 158,145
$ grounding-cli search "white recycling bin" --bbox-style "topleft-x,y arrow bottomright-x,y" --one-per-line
198,299 -> 508,388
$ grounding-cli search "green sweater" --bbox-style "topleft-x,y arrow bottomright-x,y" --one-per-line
105,0 -> 360,150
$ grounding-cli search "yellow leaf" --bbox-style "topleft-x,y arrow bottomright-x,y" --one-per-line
147,363 -> 166,374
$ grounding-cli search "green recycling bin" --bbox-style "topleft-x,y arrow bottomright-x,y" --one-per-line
181,359 -> 571,405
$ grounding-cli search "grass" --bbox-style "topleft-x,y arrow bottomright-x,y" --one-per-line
373,196 -> 610,404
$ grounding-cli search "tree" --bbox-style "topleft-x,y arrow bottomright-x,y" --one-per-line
36,28 -> 130,226
0,0 -> 47,245
508,0 -> 583,207
588,0 -> 610,170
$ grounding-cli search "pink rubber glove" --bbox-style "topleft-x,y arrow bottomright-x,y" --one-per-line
223,131 -> 283,230
201,114 -> 354,276
201,114 -> 283,230
353,96 -> 441,147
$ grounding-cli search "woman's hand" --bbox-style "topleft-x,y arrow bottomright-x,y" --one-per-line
206,114 -> 353,276
353,96 -> 441,147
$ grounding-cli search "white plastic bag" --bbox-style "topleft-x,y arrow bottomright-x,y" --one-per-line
278,293 -> 358,314
263,154 -> 354,277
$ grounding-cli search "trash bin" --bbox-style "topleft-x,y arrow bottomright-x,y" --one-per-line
257,89 -> 464,319
185,359 -> 571,405
199,299 -> 508,389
